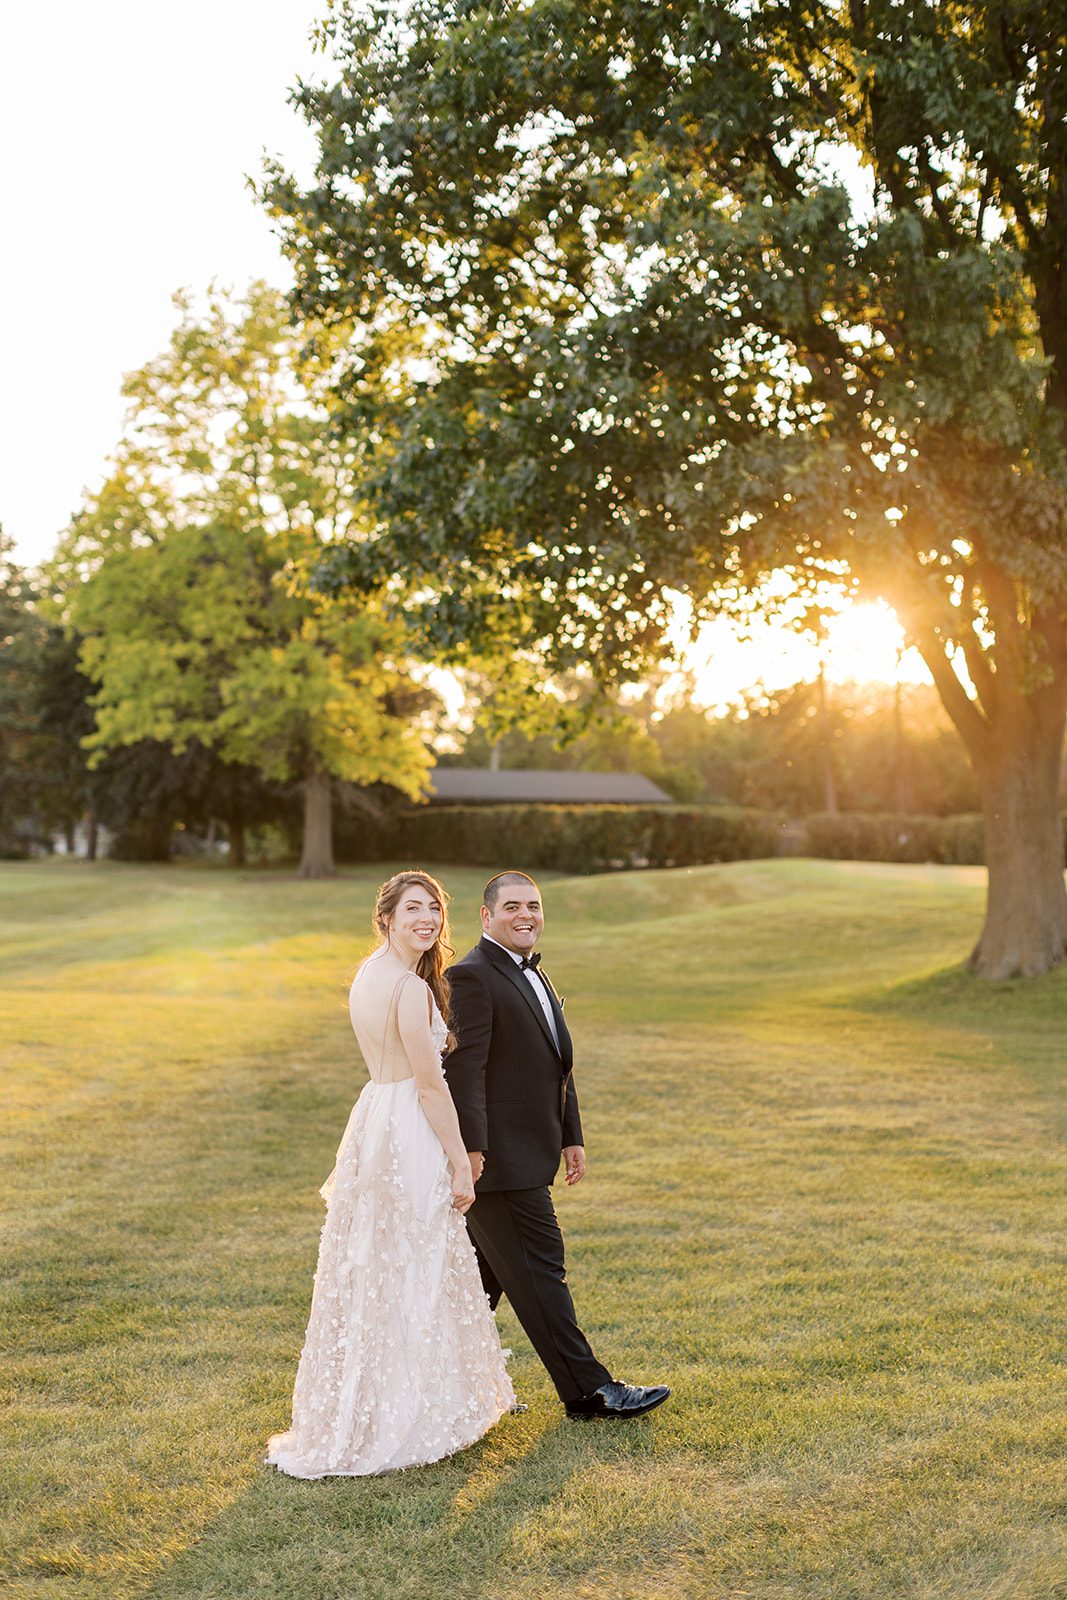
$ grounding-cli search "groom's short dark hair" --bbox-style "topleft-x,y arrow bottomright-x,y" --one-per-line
483,871 -> 538,911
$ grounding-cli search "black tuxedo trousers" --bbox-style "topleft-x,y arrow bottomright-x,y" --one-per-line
444,940 -> 611,1404
467,1188 -> 611,1405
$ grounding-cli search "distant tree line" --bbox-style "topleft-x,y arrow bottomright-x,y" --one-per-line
2,506 -> 993,865
448,678 -> 982,817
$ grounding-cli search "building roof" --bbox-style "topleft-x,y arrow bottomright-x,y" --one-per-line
427,768 -> 673,805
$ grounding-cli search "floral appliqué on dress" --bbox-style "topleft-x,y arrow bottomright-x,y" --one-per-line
267,996 -> 514,1477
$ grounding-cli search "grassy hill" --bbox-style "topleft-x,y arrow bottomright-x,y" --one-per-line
2,858 -> 1064,1600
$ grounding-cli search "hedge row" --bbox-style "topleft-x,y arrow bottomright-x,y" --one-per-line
346,804 -> 785,873
343,803 -> 1012,872
804,811 -> 986,865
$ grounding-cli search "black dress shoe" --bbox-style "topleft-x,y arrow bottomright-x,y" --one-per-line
565,1380 -> 671,1419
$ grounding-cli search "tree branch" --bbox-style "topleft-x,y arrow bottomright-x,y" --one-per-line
917,141 -> 958,238
974,167 -> 993,243
958,625 -> 999,719
976,549 -> 1026,666
984,153 -> 1041,251
912,623 -> 989,763
780,3 -> 842,118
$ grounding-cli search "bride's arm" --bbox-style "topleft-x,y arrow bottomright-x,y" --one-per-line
396,980 -> 473,1185
440,966 -> 490,1158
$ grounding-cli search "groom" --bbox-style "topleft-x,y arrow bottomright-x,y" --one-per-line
443,870 -> 670,1419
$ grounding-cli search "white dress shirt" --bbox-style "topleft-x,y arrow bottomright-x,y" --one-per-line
483,934 -> 560,1051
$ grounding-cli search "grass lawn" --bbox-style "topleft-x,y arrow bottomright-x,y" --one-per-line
1,856 -> 1064,1600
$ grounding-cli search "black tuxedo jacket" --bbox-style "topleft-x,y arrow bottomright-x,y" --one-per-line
443,936 -> 583,1191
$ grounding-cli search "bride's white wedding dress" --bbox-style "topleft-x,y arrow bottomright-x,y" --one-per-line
267,967 -> 514,1478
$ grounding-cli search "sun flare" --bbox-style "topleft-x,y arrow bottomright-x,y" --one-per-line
679,598 -> 930,713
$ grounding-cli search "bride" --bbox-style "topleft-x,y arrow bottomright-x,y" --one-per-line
267,870 -> 515,1477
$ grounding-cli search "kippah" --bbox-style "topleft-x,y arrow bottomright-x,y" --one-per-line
482,869 -> 536,906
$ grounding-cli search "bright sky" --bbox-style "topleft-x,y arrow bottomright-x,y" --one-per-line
1,4 -> 929,707
1,1 -> 323,568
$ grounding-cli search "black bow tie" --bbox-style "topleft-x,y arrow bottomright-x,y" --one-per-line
519,953 -> 541,971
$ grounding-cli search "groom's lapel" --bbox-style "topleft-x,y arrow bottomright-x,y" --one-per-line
478,936 -> 561,1057
538,967 -> 573,1073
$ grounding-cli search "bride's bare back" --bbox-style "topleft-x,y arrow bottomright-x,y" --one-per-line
348,955 -> 467,1205
349,955 -> 427,1084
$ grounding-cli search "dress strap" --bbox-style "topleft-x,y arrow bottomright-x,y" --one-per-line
383,970 -> 420,1078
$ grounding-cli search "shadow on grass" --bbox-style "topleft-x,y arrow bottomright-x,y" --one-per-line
862,957 -> 1067,1016
143,1414 -> 664,1600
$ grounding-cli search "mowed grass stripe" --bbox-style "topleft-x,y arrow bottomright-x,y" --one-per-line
1,859 -> 1064,1600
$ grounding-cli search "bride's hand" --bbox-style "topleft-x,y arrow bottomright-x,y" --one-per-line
451,1159 -> 476,1214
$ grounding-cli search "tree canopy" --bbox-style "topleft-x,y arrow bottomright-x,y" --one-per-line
51,284 -> 434,876
265,0 -> 1067,971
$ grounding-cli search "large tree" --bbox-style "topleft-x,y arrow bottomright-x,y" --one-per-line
266,0 -> 1067,973
51,285 -> 432,877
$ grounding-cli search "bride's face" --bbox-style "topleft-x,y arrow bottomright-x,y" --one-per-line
388,886 -> 443,958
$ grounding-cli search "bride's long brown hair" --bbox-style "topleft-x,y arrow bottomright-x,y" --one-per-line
372,870 -> 455,1040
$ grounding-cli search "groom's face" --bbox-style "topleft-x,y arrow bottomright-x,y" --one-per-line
482,883 -> 544,954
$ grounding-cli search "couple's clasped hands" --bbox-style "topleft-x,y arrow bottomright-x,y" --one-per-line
451,1153 -> 479,1213
452,1146 -> 585,1212
451,1150 -> 485,1213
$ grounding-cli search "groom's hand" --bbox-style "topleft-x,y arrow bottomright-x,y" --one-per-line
563,1145 -> 586,1186
468,1151 -> 485,1183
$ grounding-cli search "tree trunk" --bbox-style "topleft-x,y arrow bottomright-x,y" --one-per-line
85,809 -> 98,862
144,821 -> 173,861
63,820 -> 76,855
817,664 -> 838,815
300,770 -> 336,879
228,815 -> 247,868
971,721 -> 1067,978
893,679 -> 912,813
